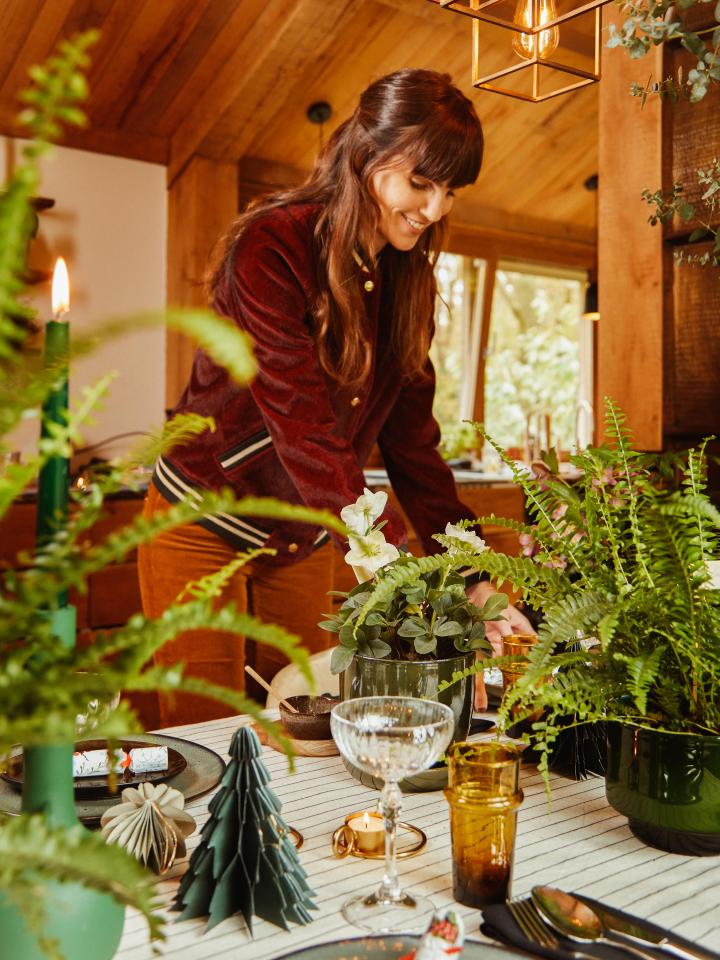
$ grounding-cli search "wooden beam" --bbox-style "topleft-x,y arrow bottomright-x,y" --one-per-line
448,220 -> 596,268
596,6 -> 664,450
0,112 -> 168,165
166,155 -> 238,408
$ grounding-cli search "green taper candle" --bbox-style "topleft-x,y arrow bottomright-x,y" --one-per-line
36,257 -> 71,610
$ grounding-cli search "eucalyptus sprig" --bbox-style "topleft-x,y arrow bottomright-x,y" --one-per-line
643,160 -> 720,268
608,0 -> 720,103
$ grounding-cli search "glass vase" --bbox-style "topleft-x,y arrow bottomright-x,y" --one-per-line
0,744 -> 126,960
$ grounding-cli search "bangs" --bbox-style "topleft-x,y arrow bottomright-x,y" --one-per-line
406,119 -> 483,188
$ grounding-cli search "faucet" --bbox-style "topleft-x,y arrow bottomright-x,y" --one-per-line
524,411 -> 552,463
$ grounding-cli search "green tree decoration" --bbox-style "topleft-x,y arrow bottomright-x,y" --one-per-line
172,727 -> 316,934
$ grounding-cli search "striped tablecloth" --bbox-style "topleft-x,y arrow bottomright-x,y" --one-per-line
116,714 -> 719,959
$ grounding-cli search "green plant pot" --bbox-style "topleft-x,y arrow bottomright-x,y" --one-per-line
339,651 -> 475,791
605,723 -> 720,856
0,744 -> 126,960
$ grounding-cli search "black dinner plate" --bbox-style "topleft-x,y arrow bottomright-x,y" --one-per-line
0,732 -> 226,827
2,738 -> 187,798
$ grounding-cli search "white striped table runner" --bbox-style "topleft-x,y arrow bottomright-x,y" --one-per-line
115,714 -> 720,959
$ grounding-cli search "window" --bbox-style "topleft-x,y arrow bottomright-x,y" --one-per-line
431,253 -> 486,459
485,264 -> 589,454
432,256 -> 592,458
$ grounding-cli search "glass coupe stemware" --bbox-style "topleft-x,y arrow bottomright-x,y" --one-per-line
330,695 -> 455,932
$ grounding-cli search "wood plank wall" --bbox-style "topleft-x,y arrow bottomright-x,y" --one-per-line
597,5 -> 664,450
165,156 -> 238,409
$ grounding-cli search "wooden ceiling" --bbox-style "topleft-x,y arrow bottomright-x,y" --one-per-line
0,0 -> 598,245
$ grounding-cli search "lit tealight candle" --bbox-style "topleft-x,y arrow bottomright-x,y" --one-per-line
347,810 -> 385,854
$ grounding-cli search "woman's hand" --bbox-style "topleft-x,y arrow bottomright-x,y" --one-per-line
466,580 -> 535,710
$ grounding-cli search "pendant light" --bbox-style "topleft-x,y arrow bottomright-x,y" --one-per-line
427,0 -> 611,102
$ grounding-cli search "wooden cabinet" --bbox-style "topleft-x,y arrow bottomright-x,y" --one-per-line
0,494 -> 145,644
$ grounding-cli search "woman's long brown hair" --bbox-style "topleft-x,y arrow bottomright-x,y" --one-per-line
210,69 -> 483,387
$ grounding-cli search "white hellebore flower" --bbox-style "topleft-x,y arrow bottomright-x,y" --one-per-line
340,487 -> 388,536
444,522 -> 487,556
344,530 -> 400,582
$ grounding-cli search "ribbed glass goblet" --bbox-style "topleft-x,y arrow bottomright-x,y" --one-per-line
330,696 -> 454,932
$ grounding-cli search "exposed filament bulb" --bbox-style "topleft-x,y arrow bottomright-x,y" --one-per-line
511,0 -> 560,61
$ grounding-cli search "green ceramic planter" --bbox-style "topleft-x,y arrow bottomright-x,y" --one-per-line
605,723 -> 720,856
0,744 -> 126,960
339,651 -> 475,791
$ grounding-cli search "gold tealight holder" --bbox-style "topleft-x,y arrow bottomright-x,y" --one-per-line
331,809 -> 427,860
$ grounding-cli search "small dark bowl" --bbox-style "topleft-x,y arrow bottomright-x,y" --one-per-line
278,695 -> 337,741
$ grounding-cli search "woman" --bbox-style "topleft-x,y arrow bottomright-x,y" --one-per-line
139,68 -> 532,726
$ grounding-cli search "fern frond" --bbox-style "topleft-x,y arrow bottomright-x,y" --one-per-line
613,646 -> 666,714
8,492 -> 345,618
475,424 -> 590,582
176,548 -> 276,601
80,599 -> 312,684
604,397 -> 655,588
477,550 -> 568,603
353,554 -> 463,631
70,308 -> 256,387
127,413 -> 216,469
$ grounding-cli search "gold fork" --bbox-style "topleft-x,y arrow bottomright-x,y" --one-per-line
507,896 -> 598,960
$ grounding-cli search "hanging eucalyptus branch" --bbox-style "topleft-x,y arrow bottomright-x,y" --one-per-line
643,158 -> 720,266
608,0 -> 720,103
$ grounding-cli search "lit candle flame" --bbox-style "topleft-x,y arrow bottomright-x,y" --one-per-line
51,257 -> 70,320
362,812 -> 370,829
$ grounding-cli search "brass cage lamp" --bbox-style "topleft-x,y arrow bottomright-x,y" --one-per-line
427,0 -> 610,102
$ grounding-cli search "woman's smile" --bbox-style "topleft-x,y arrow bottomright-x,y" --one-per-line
370,160 -> 455,252
400,212 -> 428,234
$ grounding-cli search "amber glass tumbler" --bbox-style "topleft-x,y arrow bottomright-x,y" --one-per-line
500,633 -> 538,692
444,741 -> 524,907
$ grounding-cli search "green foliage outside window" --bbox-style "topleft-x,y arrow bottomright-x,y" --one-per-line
431,253 -> 467,444
483,269 -> 583,454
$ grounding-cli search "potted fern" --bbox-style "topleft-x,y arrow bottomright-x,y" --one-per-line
0,33 -> 345,960
320,488 -> 508,788
459,399 -> 720,855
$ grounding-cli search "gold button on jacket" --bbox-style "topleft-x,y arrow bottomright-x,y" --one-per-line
350,396 -> 361,407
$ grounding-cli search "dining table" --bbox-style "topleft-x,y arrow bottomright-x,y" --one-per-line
115,712 -> 719,960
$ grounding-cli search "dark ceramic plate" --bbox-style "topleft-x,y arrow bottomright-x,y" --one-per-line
2,738 -> 187,797
274,935 -> 528,959
0,732 -> 225,827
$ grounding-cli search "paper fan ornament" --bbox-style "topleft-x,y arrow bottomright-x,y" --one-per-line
101,782 -> 196,875
172,725 -> 316,934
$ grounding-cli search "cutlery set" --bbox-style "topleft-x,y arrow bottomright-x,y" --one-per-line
494,886 -> 717,960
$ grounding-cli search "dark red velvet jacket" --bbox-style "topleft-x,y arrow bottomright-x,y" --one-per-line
154,203 -> 476,566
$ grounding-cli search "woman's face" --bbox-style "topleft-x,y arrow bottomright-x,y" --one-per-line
369,160 -> 455,253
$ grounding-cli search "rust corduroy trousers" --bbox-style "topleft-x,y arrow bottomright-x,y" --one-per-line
137,485 -> 334,727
